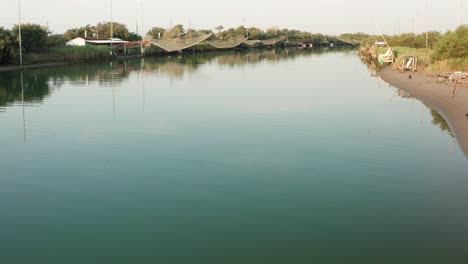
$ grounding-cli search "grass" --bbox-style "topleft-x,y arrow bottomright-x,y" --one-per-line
23,46 -> 113,64
375,46 -> 467,74
427,58 -> 468,74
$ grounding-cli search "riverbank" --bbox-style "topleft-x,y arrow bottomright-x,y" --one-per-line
0,62 -> 70,72
0,45 -> 355,73
379,66 -> 468,156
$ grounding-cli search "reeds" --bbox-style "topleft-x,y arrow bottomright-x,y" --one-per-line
23,46 -> 113,64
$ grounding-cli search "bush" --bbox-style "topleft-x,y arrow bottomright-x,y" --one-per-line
0,27 -> 15,64
12,24 -> 48,53
47,34 -> 67,48
432,25 -> 468,61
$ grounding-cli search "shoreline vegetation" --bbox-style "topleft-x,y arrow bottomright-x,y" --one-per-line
1,21 -> 465,74
359,25 -> 467,75
0,22 -> 357,70
357,26 -> 467,156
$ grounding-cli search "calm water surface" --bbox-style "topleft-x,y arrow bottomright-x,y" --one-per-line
1,49 -> 467,263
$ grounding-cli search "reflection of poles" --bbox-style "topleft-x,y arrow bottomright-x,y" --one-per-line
18,0 -> 23,66
419,104 -> 424,127
21,71 -> 26,142
111,62 -> 115,120
141,58 -> 145,111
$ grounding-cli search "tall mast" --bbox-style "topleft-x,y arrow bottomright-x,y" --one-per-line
18,0 -> 22,67
111,0 -> 113,52
425,0 -> 428,49
141,0 -> 144,38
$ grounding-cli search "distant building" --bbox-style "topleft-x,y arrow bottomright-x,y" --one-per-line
374,41 -> 387,47
85,38 -> 129,46
66,37 -> 86,46
66,37 -> 128,47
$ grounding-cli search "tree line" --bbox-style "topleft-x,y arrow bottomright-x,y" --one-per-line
1,21 -> 465,65
358,25 -> 467,61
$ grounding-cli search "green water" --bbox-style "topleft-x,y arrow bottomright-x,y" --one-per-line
1,48 -> 467,263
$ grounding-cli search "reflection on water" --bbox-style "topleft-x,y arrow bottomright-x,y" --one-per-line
0,46 -> 457,149
431,109 -> 453,137
0,70 -> 58,107
395,89 -> 413,99
375,75 -> 455,141
0,48 -> 354,107
0,46 -> 457,147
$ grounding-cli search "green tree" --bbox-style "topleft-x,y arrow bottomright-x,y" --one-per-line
215,25 -> 224,33
147,27 -> 166,39
246,27 -> 264,39
433,25 -> 468,60
96,22 -> 129,40
63,25 -> 93,40
266,27 -> 280,38
12,24 -> 48,53
165,25 -> 185,38
47,34 -> 66,47
0,27 -> 15,64
127,32 -> 142,41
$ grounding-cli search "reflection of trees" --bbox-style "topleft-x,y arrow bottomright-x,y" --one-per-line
430,109 -> 453,137
0,47 -> 357,107
392,89 -> 454,139
0,70 -> 55,107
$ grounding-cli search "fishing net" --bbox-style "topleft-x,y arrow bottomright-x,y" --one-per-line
206,37 -> 248,49
243,40 -> 261,47
151,33 -> 213,52
243,37 -> 285,47
260,37 -> 285,46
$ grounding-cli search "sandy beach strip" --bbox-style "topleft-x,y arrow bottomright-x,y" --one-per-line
379,66 -> 468,157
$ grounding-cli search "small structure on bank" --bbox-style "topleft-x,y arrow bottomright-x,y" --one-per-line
374,41 -> 387,47
66,37 -> 128,47
66,37 -> 86,46
398,56 -> 418,72
378,48 -> 395,64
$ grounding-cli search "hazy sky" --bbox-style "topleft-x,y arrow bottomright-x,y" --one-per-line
1,0 -> 466,35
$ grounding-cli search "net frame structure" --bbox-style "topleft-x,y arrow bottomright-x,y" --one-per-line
148,34 -> 286,53
206,37 -> 249,49
150,33 -> 213,52
242,37 -> 285,47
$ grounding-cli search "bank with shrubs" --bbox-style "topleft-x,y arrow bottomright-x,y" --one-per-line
360,25 -> 467,74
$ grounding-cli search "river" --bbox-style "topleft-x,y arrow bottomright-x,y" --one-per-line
1,48 -> 467,263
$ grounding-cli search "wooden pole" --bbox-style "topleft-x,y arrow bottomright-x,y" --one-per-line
459,0 -> 462,26
18,0 -> 22,67
141,0 -> 144,39
111,0 -> 114,54
425,0 -> 428,49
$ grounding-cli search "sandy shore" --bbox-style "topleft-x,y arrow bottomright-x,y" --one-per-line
379,66 -> 468,157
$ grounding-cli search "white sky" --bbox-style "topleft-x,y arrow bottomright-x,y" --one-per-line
0,0 -> 466,35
